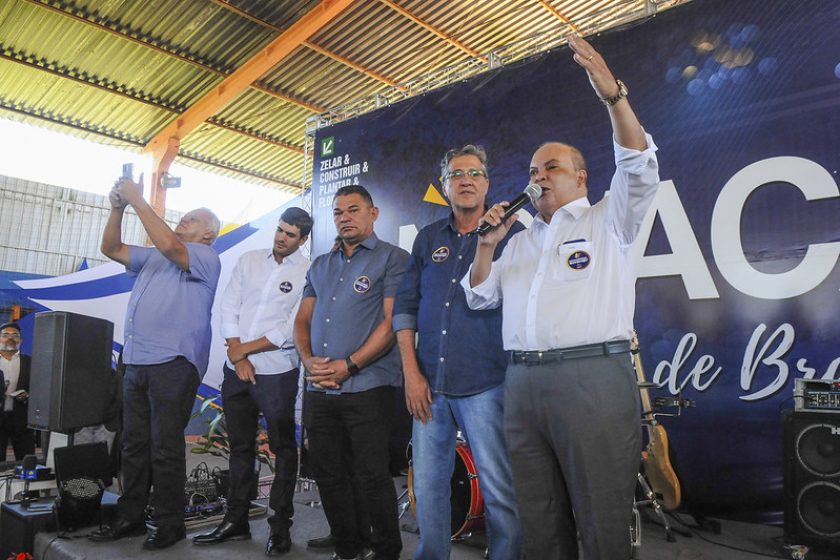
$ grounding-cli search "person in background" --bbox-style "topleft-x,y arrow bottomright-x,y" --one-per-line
0,321 -> 35,461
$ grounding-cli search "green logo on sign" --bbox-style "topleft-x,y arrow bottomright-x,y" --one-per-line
321,137 -> 335,156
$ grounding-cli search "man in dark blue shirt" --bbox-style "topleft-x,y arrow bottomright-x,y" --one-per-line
393,145 -> 524,559
295,185 -> 408,560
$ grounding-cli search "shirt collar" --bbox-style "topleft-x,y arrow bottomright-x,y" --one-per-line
534,196 -> 591,229
334,232 -> 379,255
442,207 -> 489,234
266,248 -> 305,265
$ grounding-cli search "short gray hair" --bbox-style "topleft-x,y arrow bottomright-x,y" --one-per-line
440,144 -> 488,181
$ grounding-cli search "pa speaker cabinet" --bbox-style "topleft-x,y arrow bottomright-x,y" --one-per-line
0,501 -> 56,559
783,410 -> 840,553
28,311 -> 114,432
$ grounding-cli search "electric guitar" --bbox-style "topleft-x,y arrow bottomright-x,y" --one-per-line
632,331 -> 682,511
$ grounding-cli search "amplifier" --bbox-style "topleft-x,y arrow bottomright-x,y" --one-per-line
795,378 -> 840,413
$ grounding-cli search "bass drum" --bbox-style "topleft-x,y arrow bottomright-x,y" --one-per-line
407,439 -> 486,539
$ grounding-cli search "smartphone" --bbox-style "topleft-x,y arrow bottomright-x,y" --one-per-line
121,163 -> 133,180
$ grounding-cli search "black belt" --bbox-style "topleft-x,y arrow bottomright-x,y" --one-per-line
509,340 -> 631,366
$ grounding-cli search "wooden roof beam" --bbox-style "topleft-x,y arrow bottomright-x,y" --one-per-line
23,0 -> 323,113
302,41 -> 407,91
535,0 -> 580,34
145,0 -> 356,155
377,0 -> 486,62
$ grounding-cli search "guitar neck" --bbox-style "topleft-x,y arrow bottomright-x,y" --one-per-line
632,331 -> 656,421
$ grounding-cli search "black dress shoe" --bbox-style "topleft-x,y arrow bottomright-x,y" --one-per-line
266,526 -> 292,556
307,533 -> 335,549
192,519 -> 251,545
88,517 -> 146,542
142,524 -> 186,550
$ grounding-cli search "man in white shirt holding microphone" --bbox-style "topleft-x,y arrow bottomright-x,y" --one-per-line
463,35 -> 660,560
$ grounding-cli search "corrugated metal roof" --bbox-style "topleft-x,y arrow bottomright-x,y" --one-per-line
0,0 -> 691,196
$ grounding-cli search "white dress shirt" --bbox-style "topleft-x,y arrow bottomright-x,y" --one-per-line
1,352 -> 21,410
220,248 -> 310,374
462,134 -> 659,351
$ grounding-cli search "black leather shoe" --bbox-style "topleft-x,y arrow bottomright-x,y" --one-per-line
88,517 -> 146,542
142,524 -> 186,550
307,533 -> 335,549
265,526 -> 292,555
192,519 -> 251,545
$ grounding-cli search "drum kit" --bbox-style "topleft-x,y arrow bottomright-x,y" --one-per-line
399,433 -> 485,540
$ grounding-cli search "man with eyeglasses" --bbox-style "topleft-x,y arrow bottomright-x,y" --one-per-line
0,322 -> 35,461
393,146 -> 524,559
90,176 -> 222,550
464,36 -> 660,559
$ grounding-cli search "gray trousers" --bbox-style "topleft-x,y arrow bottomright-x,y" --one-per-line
503,352 -> 641,560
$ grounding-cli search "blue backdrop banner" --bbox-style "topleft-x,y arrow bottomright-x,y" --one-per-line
310,0 -> 840,522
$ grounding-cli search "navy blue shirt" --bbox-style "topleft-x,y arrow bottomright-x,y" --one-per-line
303,233 -> 409,394
393,215 -> 525,396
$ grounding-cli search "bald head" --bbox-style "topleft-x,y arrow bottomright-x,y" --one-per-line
175,207 -> 221,245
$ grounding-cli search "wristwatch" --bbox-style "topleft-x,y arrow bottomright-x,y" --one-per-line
601,79 -> 628,106
345,356 -> 360,376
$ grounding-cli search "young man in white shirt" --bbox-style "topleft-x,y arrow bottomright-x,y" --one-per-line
193,207 -> 312,556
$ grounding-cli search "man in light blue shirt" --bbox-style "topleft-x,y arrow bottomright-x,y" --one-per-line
91,176 -> 221,551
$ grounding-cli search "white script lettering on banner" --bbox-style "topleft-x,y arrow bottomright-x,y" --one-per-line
652,323 -> 840,401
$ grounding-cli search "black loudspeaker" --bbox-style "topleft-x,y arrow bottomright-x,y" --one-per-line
783,410 -> 840,553
28,311 -> 114,432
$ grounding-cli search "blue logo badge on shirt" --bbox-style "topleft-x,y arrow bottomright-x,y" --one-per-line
567,251 -> 591,270
432,246 -> 450,263
279,281 -> 293,293
354,276 -> 371,293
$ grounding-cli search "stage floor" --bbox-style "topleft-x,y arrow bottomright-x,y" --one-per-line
31,485 -> 838,560
25,449 -> 838,560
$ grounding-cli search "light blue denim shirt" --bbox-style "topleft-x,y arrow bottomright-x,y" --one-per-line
122,243 -> 221,376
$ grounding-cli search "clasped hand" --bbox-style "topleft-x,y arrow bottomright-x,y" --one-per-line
304,356 -> 351,390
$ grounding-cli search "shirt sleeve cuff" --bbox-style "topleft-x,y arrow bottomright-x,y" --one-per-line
220,323 -> 240,340
392,313 -> 417,332
459,266 -> 497,308
614,131 -> 658,173
264,329 -> 286,348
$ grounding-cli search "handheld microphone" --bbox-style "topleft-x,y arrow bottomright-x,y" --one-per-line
475,183 -> 542,236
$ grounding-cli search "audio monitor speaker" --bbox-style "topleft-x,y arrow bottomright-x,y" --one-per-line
27,311 -> 114,432
783,410 -> 840,553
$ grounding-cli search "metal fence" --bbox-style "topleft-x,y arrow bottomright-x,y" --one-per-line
0,174 -> 183,277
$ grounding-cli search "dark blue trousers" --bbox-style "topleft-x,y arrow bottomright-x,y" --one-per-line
221,364 -> 299,531
118,357 -> 200,528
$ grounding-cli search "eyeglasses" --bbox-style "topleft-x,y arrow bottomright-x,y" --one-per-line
0,332 -> 20,339
446,168 -> 487,180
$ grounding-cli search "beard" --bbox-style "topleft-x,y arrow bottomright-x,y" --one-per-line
0,342 -> 18,352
